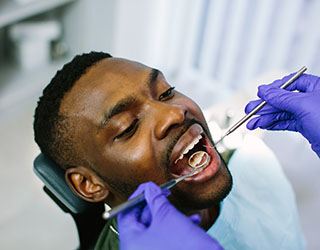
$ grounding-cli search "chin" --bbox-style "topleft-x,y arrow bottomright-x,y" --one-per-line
170,165 -> 233,212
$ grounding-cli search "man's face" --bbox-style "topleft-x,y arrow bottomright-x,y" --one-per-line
61,58 -> 232,211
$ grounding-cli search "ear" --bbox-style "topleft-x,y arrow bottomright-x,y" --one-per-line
65,166 -> 109,202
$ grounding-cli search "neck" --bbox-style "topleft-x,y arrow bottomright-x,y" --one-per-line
199,205 -> 220,230
182,204 -> 220,230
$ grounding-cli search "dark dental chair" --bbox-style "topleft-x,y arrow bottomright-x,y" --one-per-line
33,154 -> 105,250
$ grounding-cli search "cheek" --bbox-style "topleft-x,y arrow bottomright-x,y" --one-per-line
94,126 -> 159,178
108,139 -> 158,179
124,145 -> 151,168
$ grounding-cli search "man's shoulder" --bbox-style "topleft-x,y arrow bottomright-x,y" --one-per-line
207,135 -> 305,250
229,135 -> 291,192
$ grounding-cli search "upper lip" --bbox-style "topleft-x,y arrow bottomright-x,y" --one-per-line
169,123 -> 204,167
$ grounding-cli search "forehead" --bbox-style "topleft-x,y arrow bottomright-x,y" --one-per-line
60,58 -> 152,118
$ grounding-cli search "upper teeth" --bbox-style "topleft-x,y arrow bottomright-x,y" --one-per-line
174,134 -> 203,164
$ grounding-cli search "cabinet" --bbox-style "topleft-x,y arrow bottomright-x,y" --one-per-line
0,0 -> 115,112
0,0 -> 75,29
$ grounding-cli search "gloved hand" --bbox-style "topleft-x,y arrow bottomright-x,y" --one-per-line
118,182 -> 223,250
245,73 -> 320,157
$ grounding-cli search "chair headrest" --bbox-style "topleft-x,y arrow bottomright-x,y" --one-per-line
33,153 -> 102,214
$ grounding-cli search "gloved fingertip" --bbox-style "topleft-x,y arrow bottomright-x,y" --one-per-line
129,182 -> 161,199
129,183 -> 147,199
246,123 -> 254,130
245,99 -> 263,114
246,121 -> 254,130
189,214 -> 201,225
145,181 -> 162,193
246,118 -> 260,130
257,85 -> 270,98
260,84 -> 269,90
244,103 -> 252,114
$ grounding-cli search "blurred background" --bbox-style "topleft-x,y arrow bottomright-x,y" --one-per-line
0,0 -> 319,249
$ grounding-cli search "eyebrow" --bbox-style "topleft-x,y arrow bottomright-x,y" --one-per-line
147,68 -> 160,89
100,68 -> 160,128
100,96 -> 137,128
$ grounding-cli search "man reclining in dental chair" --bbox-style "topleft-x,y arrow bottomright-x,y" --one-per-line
33,52 -> 305,250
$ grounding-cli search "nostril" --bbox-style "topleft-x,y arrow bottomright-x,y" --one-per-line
155,105 -> 187,140
166,123 -> 181,133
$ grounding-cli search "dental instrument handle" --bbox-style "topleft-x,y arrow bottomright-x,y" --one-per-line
103,192 -> 146,220
215,66 -> 307,145
159,179 -> 179,190
102,169 -> 199,220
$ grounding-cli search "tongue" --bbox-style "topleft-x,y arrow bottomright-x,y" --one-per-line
171,155 -> 191,176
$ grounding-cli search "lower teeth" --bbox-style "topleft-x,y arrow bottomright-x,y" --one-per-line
188,151 -> 210,169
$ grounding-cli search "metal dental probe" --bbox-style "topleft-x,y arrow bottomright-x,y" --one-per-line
214,66 -> 307,146
102,153 -> 211,220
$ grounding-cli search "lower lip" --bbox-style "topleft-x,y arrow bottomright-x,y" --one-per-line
184,137 -> 221,183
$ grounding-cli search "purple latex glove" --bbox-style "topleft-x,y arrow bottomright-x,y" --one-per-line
118,182 -> 223,250
245,73 -> 320,157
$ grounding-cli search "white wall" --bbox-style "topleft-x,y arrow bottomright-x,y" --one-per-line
62,0 -> 116,56
109,0 -> 320,108
111,0 -> 171,69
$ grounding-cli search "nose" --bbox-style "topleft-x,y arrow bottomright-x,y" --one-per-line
154,103 -> 187,140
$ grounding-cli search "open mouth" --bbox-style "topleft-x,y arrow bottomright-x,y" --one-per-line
169,124 -> 221,182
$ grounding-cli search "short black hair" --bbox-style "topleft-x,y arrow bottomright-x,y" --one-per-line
34,51 -> 112,168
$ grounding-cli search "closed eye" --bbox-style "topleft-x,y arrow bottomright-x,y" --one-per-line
115,119 -> 139,140
159,87 -> 175,101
